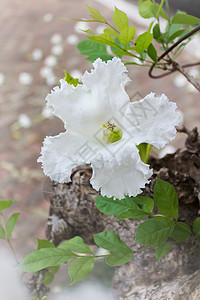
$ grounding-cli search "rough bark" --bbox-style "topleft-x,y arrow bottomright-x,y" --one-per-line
44,127 -> 200,299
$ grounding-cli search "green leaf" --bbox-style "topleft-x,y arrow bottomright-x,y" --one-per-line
48,266 -> 60,274
118,26 -> 136,47
95,195 -> 138,215
6,213 -> 20,238
37,238 -> 55,250
68,256 -> 94,285
89,33 -> 117,47
94,231 -> 131,252
147,43 -> 157,62
0,200 -> 13,211
135,217 -> 175,246
20,248 -> 77,272
59,236 -> 93,255
167,29 -> 186,42
116,208 -> 148,220
113,7 -> 129,31
77,39 -> 113,62
80,29 -> 94,35
64,71 -> 79,87
85,4 -> 106,22
105,250 -> 133,266
138,0 -> 154,19
153,23 -> 161,40
154,178 -> 179,220
153,3 -> 168,20
137,143 -> 152,163
170,222 -> 191,242
0,224 -> 5,239
133,32 -> 153,55
104,28 -> 118,37
193,217 -> 200,236
155,242 -> 172,262
133,196 -> 154,213
172,13 -> 200,25
42,272 -> 54,285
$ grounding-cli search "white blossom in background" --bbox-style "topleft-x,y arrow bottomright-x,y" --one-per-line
18,114 -> 32,128
0,72 -> 5,86
0,250 -> 27,300
46,75 -> 57,86
43,13 -> 53,23
66,34 -> 79,45
96,25 -> 107,35
19,72 -> 33,85
42,107 -> 54,119
32,48 -> 43,61
44,55 -> 57,67
40,66 -> 53,78
50,283 -> 113,300
50,33 -> 62,44
70,69 -> 82,79
51,45 -> 64,56
74,21 -> 90,34
173,74 -> 187,88
38,58 -> 181,199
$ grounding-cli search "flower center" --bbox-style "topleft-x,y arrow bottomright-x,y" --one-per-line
102,122 -> 122,144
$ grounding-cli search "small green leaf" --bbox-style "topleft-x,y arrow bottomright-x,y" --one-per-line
138,0 -> 154,18
37,239 -> 55,250
95,195 -> 138,216
137,143 -> 152,163
80,29 -> 94,35
147,43 -> 157,62
68,256 -> 94,285
167,29 -> 187,42
59,236 -> 93,255
172,13 -> 200,25
94,231 -> 131,252
42,272 -> 54,285
133,196 -> 154,213
119,26 -> 136,47
193,217 -> 200,236
85,4 -> 106,22
113,7 -> 129,31
6,213 -> 20,238
154,178 -> 179,220
64,71 -> 79,87
77,39 -> 113,62
153,23 -> 161,40
133,32 -> 153,55
155,242 -> 172,262
135,217 -> 175,246
104,28 -> 118,37
20,248 -> 77,272
0,200 -> 13,211
116,208 -> 148,220
0,224 -> 5,239
48,266 -> 60,274
170,222 -> 191,242
105,250 -> 133,266
89,33 -> 117,47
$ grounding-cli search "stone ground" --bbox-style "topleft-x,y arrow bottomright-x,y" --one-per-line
0,0 -> 199,295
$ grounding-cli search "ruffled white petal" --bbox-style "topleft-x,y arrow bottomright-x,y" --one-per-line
123,93 -> 181,149
38,131 -> 93,183
81,57 -> 131,111
90,142 -> 152,200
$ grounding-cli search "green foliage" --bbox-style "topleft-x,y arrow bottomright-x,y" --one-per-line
58,236 -> 94,255
138,0 -> 168,20
154,178 -> 179,220
42,272 -> 55,285
137,143 -> 152,163
113,7 -> 129,31
133,32 -> 153,55
170,222 -> 191,242
77,39 -> 113,62
94,231 -> 133,266
155,242 -> 172,262
147,43 -> 157,62
193,218 -> 200,236
20,248 -> 78,272
37,238 -> 55,250
172,13 -> 200,25
64,71 -> 79,87
116,209 -> 149,221
0,224 -> 5,239
68,256 -> 95,285
0,200 -> 13,211
85,4 -> 106,22
118,26 -> 136,47
6,213 -> 20,238
135,217 -> 175,246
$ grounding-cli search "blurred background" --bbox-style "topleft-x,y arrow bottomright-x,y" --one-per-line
0,0 -> 199,296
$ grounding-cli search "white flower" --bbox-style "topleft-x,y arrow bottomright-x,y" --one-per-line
44,55 -> 57,67
38,58 -> 181,199
66,34 -> 79,45
32,48 -> 43,61
0,72 -> 5,86
43,13 -> 53,23
18,114 -> 32,128
19,72 -> 33,85
50,33 -> 62,44
51,45 -> 63,56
